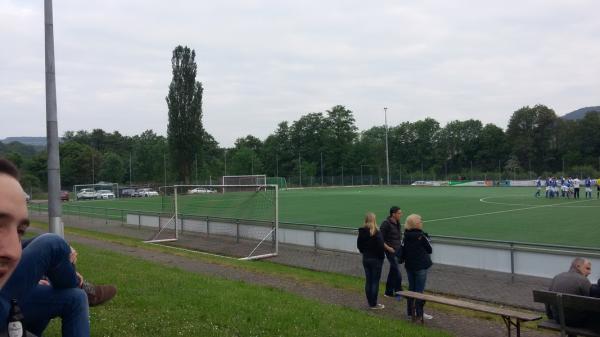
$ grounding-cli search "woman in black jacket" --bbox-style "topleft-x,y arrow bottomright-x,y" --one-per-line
357,212 -> 386,309
403,214 -> 433,321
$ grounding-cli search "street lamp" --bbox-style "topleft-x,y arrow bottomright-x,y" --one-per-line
384,107 -> 390,185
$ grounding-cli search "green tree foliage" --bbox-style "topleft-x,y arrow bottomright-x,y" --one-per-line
166,45 -> 204,183
60,142 -> 94,187
98,152 -> 126,183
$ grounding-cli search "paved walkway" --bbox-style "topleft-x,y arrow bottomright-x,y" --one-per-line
30,210 -> 550,312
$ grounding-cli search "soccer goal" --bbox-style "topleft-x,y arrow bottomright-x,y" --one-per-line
145,184 -> 279,261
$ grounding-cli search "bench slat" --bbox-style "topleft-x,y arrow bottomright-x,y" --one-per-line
398,291 -> 541,321
533,290 -> 600,312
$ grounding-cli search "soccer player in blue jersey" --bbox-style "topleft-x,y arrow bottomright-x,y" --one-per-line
584,177 -> 592,199
535,177 -> 542,197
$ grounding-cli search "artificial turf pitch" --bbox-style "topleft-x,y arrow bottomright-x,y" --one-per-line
56,186 -> 600,248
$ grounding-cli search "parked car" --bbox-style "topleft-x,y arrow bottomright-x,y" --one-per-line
120,188 -> 136,198
60,190 -> 70,201
76,188 -> 97,200
188,187 -> 216,194
96,190 -> 116,199
137,188 -> 159,197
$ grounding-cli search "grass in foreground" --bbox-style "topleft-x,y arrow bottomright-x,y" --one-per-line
43,243 -> 451,337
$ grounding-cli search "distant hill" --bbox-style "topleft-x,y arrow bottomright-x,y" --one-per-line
561,106 -> 600,121
1,137 -> 47,146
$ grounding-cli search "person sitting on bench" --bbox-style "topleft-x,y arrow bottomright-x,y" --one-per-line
548,257 -> 599,333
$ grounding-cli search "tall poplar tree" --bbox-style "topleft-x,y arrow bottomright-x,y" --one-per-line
166,45 -> 204,183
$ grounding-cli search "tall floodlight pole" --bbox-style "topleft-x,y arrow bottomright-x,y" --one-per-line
163,153 -> 167,188
44,0 -> 63,236
224,150 -> 227,175
384,107 -> 390,185
320,152 -> 324,186
129,152 -> 132,186
298,153 -> 302,186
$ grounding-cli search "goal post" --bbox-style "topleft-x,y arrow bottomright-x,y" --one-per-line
145,184 -> 279,260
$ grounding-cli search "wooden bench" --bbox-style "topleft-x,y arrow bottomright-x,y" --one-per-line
397,290 -> 541,337
532,290 -> 600,337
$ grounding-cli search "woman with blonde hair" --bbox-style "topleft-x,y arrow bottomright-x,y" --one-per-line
402,214 -> 433,321
357,212 -> 386,309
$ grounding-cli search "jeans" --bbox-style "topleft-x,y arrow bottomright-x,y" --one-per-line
405,268 -> 428,317
384,251 -> 402,296
362,257 -> 384,307
0,233 -> 90,337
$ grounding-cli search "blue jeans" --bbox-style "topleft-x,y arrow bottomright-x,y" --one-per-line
405,268 -> 428,317
362,257 -> 383,307
384,251 -> 402,295
0,233 -> 90,337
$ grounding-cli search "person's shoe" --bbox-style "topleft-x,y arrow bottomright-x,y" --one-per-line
82,281 -> 117,307
422,313 -> 433,320
383,293 -> 400,298
369,304 -> 385,310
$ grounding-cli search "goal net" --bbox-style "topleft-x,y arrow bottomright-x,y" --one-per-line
146,184 -> 279,261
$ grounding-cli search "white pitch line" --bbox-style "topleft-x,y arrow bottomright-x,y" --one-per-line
479,196 -> 600,208
424,198 -> 594,223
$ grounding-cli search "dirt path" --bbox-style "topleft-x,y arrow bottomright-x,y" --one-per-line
51,230 -> 553,337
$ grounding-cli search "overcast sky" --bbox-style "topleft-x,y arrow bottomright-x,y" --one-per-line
1,0 -> 599,147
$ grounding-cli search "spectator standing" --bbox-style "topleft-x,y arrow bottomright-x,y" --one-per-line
403,214 -> 433,321
356,213 -> 386,309
380,206 -> 403,297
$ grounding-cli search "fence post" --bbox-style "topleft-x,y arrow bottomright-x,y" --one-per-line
510,242 -> 515,283
236,220 -> 240,243
313,225 -> 318,251
206,216 -> 210,236
105,207 -> 108,224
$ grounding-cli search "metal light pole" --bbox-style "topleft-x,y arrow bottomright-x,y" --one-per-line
224,150 -> 227,175
298,153 -> 302,186
45,0 -> 63,236
129,152 -> 132,186
384,107 -> 390,185
320,152 -> 324,186
163,153 -> 167,187
194,153 -> 198,184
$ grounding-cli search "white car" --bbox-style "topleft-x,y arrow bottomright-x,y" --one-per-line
96,190 -> 116,199
137,188 -> 159,197
188,187 -> 216,194
76,188 -> 98,200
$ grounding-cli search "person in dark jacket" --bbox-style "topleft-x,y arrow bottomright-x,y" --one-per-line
379,206 -> 403,297
548,258 -> 600,332
403,214 -> 433,321
357,212 -> 386,309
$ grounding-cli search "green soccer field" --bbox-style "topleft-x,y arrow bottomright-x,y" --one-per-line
60,186 -> 600,248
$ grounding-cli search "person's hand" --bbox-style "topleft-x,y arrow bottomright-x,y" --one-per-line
386,246 -> 395,253
76,272 -> 84,287
70,246 -> 78,264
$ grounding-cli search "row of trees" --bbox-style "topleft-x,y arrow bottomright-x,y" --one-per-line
4,104 -> 599,192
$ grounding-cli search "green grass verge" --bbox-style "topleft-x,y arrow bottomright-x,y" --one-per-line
30,222 -> 544,333
41,241 -> 451,337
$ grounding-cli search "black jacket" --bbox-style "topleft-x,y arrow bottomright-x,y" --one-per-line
357,228 -> 385,259
380,217 -> 402,250
402,229 -> 432,271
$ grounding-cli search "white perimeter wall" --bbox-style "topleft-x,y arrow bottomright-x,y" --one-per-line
128,213 -> 600,280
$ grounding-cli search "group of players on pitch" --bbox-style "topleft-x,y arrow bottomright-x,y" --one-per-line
535,176 -> 599,199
